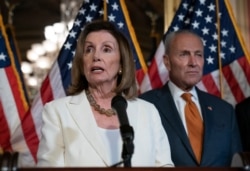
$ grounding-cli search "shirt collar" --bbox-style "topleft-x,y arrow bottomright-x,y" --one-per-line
168,80 -> 198,101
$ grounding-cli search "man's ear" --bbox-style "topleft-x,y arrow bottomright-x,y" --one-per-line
163,54 -> 171,71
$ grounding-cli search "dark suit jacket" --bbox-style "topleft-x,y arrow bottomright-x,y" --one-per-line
139,83 -> 242,167
235,97 -> 250,151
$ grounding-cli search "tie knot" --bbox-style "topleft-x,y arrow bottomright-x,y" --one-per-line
181,93 -> 192,102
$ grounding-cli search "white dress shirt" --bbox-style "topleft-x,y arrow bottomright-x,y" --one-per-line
98,128 -> 121,165
168,81 -> 202,134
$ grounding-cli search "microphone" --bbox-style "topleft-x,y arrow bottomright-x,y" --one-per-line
111,95 -> 134,167
111,95 -> 129,126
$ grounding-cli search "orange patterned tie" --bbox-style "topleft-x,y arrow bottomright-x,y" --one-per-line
182,93 -> 204,163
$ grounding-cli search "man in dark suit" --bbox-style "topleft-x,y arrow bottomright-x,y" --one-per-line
139,30 -> 242,166
235,97 -> 250,151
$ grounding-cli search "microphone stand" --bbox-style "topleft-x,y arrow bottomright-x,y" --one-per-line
111,124 -> 134,168
111,95 -> 134,167
120,125 -> 134,167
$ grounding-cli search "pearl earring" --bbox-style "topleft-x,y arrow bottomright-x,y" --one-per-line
118,69 -> 122,75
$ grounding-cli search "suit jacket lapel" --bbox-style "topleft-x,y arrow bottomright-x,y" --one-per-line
158,84 -> 194,156
67,91 -> 110,166
196,88 -> 214,164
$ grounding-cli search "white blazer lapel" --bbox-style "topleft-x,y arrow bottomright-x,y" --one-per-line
67,91 -> 110,166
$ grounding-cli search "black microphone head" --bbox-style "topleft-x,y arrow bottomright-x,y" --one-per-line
111,95 -> 129,126
111,95 -> 127,109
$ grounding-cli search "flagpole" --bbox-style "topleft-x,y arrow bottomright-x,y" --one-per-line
103,0 -> 107,21
0,13 -> 30,109
215,0 -> 223,99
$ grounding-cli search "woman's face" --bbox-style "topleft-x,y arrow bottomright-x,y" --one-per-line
83,30 -> 121,87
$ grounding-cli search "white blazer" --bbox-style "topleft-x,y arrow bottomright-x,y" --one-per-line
37,91 -> 173,167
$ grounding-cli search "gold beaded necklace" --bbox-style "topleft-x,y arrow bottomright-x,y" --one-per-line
86,89 -> 116,117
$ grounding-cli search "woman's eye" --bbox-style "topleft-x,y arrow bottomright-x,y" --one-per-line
103,46 -> 112,53
84,47 -> 93,53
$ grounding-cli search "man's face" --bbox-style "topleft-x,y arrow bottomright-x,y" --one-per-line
164,32 -> 204,91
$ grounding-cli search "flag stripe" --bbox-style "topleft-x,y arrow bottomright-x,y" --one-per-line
21,108 -> 39,163
5,67 -> 27,118
237,57 -> 250,85
30,96 -> 44,137
136,69 -> 146,86
0,99 -> 12,150
40,77 -> 54,105
1,66 -> 21,147
154,42 -> 169,83
140,74 -> 152,93
202,73 -> 220,97
148,58 -> 164,88
49,62 -> 66,99
140,41 -> 166,92
222,63 -> 245,102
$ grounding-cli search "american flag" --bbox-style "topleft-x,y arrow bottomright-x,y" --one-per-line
140,0 -> 250,106
0,14 -> 39,166
25,0 -> 148,165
